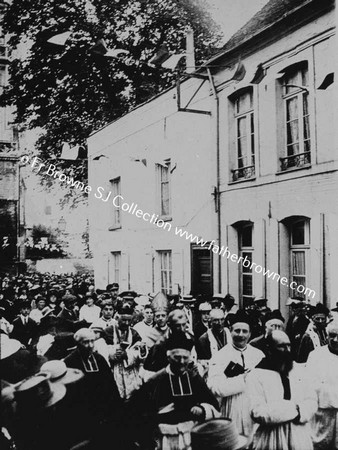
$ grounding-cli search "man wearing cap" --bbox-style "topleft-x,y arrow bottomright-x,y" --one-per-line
208,310 -> 264,437
211,293 -> 226,311
307,318 -> 338,450
247,330 -> 317,450
11,301 -> 38,347
106,282 -> 119,301
194,302 -> 211,339
297,303 -> 330,363
250,310 -> 285,355
181,295 -> 197,334
285,299 -> 310,358
196,309 -> 232,365
57,294 -> 80,331
129,331 -> 219,450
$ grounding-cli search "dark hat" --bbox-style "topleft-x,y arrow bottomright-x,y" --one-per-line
117,303 -> 134,316
254,297 -> 268,307
229,310 -> 251,327
19,300 -> 31,310
106,283 -> 119,291
311,303 -> 330,317
224,294 -> 237,307
119,290 -> 138,299
264,309 -> 285,324
191,418 -> 247,450
62,294 -> 77,306
14,373 -> 66,411
96,289 -> 108,295
166,331 -> 194,352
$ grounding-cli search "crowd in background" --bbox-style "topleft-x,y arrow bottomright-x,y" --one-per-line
1,272 -> 338,450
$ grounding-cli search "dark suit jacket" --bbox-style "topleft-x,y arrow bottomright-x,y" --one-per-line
196,329 -> 229,360
193,321 -> 208,340
11,317 -> 37,346
249,334 -> 269,355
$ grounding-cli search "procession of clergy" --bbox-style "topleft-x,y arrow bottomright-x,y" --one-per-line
1,275 -> 338,450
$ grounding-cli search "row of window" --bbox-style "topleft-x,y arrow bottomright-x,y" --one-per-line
109,218 -> 310,302
238,219 -> 309,303
109,249 -> 172,295
230,61 -> 312,181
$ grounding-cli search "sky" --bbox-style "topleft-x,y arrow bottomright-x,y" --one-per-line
205,0 -> 270,43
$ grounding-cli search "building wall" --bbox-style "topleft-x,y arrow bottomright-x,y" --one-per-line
213,6 -> 337,313
88,79 -> 215,293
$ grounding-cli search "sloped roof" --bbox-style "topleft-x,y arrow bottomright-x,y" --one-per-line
209,0 -> 333,62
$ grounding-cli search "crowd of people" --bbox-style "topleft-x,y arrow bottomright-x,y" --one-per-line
1,272 -> 338,450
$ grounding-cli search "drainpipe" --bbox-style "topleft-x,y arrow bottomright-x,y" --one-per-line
207,68 -> 221,292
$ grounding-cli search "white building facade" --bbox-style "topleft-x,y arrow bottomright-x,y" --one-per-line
88,0 -> 337,316
88,79 -> 215,297
209,0 -> 337,316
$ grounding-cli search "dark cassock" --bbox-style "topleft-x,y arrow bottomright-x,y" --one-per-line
64,328 -> 123,448
127,332 -> 219,450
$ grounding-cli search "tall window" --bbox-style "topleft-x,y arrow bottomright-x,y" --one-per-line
110,251 -> 121,284
110,177 -> 121,227
289,220 -> 310,299
238,223 -> 254,305
231,89 -> 255,181
157,162 -> 171,217
281,63 -> 311,170
159,250 -> 172,295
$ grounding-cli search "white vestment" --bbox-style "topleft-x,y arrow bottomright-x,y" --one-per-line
207,343 -> 264,436
307,345 -> 338,450
246,363 -> 317,450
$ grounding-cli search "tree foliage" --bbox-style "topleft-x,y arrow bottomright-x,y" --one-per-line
1,0 -> 222,203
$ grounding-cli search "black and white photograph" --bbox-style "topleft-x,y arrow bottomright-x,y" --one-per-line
0,0 -> 337,449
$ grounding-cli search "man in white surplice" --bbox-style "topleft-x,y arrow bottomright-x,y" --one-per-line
247,330 -> 317,450
307,318 -> 338,450
207,310 -> 264,437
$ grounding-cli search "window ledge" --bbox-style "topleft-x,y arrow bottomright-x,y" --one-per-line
276,164 -> 312,175
228,177 -> 256,185
108,225 -> 122,231
158,216 -> 172,222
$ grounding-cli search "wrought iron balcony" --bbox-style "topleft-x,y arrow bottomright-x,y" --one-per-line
280,152 -> 311,171
231,165 -> 255,182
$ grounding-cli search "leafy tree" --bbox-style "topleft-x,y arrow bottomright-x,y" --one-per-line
1,0 -> 222,202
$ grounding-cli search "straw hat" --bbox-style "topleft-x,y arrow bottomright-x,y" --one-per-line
0,334 -> 22,360
14,373 -> 66,410
191,418 -> 247,450
40,360 -> 84,385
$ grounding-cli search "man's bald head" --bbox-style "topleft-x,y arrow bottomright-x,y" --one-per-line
267,330 -> 293,373
74,328 -> 95,356
209,309 -> 225,320
209,308 -> 225,333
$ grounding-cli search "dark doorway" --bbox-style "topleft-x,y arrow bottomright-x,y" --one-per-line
191,244 -> 213,299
